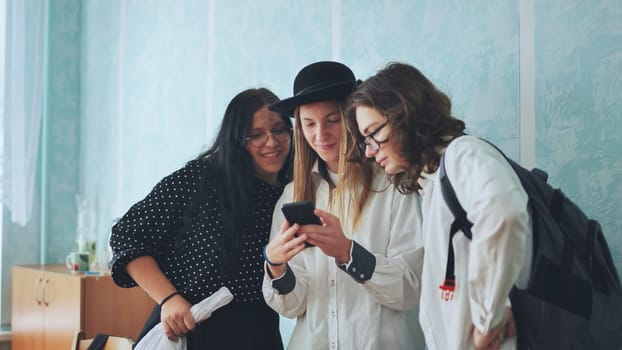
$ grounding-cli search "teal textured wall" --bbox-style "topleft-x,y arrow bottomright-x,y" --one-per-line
2,1 -> 621,341
45,0 -> 81,263
535,1 -> 622,266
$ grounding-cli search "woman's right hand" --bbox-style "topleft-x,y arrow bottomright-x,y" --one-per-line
265,220 -> 308,277
472,306 -> 515,350
126,256 -> 195,341
160,294 -> 195,341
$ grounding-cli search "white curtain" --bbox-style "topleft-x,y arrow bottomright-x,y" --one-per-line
3,0 -> 45,226
0,1 -> 6,209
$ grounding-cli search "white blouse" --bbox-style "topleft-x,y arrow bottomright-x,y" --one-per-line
263,165 -> 425,350
418,136 -> 533,350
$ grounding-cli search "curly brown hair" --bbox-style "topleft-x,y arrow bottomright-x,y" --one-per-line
345,62 -> 466,194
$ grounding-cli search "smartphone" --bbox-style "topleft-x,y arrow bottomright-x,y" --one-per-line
281,200 -> 321,247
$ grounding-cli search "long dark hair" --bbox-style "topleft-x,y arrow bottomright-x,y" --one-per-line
180,88 -> 293,271
346,62 -> 465,193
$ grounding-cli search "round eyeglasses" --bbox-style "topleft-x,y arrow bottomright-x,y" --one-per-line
357,122 -> 388,151
245,125 -> 292,147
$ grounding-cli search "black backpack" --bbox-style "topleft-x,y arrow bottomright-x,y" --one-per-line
439,138 -> 622,350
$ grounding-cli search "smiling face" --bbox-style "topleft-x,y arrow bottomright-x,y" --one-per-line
245,105 -> 291,184
298,101 -> 343,172
355,105 -> 408,175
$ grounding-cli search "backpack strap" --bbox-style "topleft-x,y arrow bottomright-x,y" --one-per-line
438,152 -> 473,300
439,153 -> 473,239
86,333 -> 109,350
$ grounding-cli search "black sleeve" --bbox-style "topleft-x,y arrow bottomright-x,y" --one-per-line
109,160 -> 206,287
337,240 -> 376,283
271,264 -> 297,294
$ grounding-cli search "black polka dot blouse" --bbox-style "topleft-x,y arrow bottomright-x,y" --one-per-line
109,159 -> 284,305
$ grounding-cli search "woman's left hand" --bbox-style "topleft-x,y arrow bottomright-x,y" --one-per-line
297,208 -> 352,264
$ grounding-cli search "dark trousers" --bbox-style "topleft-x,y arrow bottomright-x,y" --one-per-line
136,301 -> 283,350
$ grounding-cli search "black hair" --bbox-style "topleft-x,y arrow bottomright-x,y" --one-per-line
179,88 -> 293,272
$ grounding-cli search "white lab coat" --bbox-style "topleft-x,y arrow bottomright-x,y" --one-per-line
418,136 -> 533,350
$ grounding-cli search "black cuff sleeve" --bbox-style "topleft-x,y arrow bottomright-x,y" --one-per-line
338,241 -> 376,283
271,264 -> 296,294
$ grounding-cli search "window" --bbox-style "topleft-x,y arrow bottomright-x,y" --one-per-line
0,0 -> 6,325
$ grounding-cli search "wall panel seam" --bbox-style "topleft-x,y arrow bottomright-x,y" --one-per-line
519,0 -> 536,168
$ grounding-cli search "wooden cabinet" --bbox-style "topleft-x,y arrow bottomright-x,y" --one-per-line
11,265 -> 155,350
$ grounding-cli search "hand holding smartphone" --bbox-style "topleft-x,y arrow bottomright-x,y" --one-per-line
281,200 -> 321,247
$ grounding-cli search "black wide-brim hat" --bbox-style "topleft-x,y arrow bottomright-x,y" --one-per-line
269,61 -> 357,117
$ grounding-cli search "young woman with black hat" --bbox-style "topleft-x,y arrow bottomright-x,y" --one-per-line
109,88 -> 293,349
262,61 -> 425,349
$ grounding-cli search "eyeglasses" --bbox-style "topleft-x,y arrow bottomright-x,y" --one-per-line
245,125 -> 291,147
357,122 -> 388,151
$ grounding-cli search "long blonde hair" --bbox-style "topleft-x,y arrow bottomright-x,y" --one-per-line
292,103 -> 376,231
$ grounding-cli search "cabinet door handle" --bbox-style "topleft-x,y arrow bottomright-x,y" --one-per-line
34,276 -> 43,305
41,277 -> 50,307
